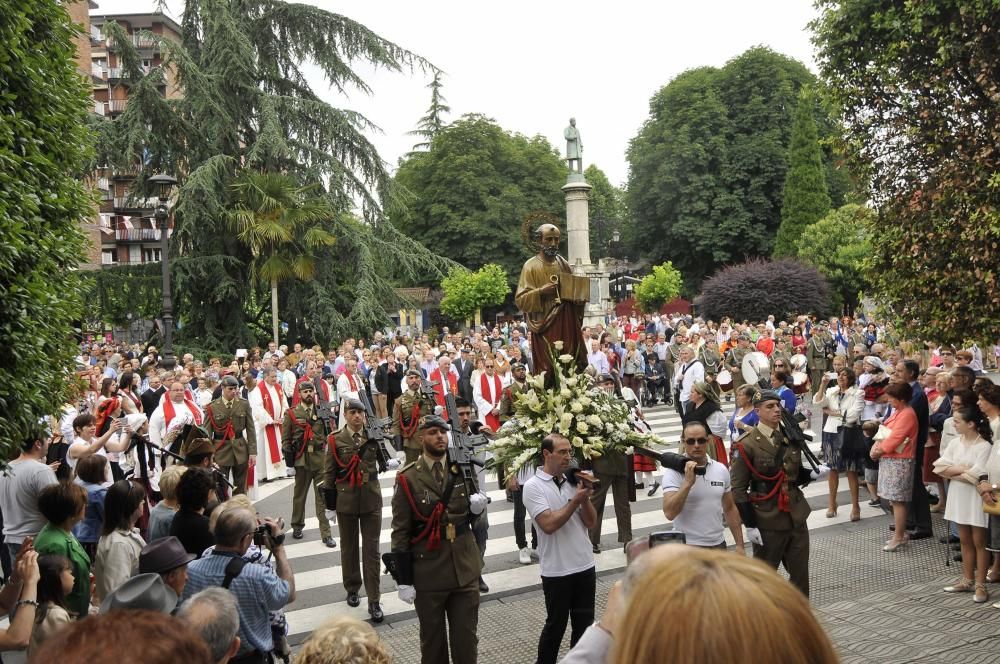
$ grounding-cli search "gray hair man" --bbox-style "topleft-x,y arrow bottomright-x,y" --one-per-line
179,587 -> 241,664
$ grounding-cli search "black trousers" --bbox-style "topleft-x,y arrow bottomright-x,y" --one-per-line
512,488 -> 537,551
536,567 -> 596,664
906,438 -> 932,532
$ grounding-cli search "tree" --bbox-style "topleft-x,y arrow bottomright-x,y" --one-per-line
626,47 -> 855,293
97,1 -> 451,350
633,262 -> 683,313
227,171 -> 337,345
1,0 -> 91,456
394,114 -> 565,287
584,164 -> 627,258
439,264 -> 511,322
796,204 -> 871,316
696,258 -> 830,322
812,1 -> 1000,343
774,87 -> 832,256
408,70 -> 450,152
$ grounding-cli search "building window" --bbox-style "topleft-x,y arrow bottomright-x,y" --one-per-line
102,249 -> 117,265
142,247 -> 162,263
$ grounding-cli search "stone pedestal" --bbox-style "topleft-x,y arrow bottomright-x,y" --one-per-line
562,175 -> 609,327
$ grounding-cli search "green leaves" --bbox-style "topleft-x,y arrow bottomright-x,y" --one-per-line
795,204 -> 872,314
633,262 -> 683,313
439,264 -> 511,321
1,0 -> 92,459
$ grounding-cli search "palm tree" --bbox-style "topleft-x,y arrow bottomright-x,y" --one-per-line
227,171 -> 337,344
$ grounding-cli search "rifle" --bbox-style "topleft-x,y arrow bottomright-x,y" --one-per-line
358,393 -> 396,473
313,377 -> 337,431
441,392 -> 490,486
779,408 -> 821,486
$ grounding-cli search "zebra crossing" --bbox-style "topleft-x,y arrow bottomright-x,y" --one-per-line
254,400 -> 858,641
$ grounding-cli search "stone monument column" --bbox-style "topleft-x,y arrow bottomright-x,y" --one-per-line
563,176 -> 592,268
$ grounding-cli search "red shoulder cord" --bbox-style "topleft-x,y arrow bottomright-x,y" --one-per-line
396,473 -> 445,551
735,442 -> 790,513
286,410 -> 314,461
399,403 -> 421,439
328,433 -> 364,487
206,405 -> 235,452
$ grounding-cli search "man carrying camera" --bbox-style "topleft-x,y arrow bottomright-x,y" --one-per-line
661,421 -> 746,551
324,398 -> 383,621
522,433 -> 599,664
388,415 -> 485,664
183,506 -> 295,664
281,382 -> 335,548
730,389 -> 813,596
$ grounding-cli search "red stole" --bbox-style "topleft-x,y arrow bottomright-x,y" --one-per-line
479,373 -> 502,430
346,372 -> 358,392
430,369 -> 458,408
258,383 -> 284,461
163,396 -> 203,429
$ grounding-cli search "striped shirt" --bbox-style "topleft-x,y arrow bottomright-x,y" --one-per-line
182,550 -> 290,655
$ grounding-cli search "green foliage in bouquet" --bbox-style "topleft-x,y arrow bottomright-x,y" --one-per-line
488,340 -> 665,477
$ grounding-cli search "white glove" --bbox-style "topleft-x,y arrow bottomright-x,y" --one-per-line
386,458 -> 401,471
745,527 -> 763,546
810,463 -> 831,481
398,585 -> 416,604
469,492 -> 488,515
434,405 -> 444,416
324,509 -> 337,522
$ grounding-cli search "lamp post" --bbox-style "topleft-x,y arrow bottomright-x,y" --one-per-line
149,173 -> 178,371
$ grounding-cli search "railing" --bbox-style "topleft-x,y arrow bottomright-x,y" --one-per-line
107,99 -> 128,114
96,178 -> 109,191
131,34 -> 158,48
116,229 -> 162,242
112,197 -> 159,210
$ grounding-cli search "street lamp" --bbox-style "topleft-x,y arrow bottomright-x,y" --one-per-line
149,173 -> 178,371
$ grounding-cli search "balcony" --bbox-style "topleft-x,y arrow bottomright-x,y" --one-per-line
116,229 -> 162,243
131,34 -> 158,49
112,197 -> 159,210
107,99 -> 128,114
96,177 -> 110,191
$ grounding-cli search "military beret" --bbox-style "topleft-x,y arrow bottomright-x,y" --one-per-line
419,415 -> 451,431
753,389 -> 782,405
220,375 -> 239,387
405,369 -> 423,378
298,381 -> 315,392
181,437 -> 215,459
343,398 -> 366,412
511,362 -> 526,371
321,365 -> 333,377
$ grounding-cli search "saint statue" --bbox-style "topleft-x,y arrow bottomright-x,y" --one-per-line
515,224 -> 589,385
564,117 -> 583,174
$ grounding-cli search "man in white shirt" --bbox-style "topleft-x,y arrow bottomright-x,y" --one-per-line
522,433 -> 598,664
586,339 -> 609,376
249,367 -> 289,481
673,346 -> 704,416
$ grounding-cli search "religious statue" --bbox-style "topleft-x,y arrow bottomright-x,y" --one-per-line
564,117 -> 583,174
515,224 -> 589,386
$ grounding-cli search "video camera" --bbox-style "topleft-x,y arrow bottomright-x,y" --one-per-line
565,458 -> 602,492
252,517 -> 285,547
633,446 -> 706,476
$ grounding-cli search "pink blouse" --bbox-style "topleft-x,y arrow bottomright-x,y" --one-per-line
878,407 -> 918,459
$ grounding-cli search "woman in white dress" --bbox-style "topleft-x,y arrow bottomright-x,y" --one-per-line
937,406 -> 994,604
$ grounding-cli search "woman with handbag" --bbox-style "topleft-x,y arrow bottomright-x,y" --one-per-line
871,382 -> 918,552
937,406 -> 994,604
926,372 -> 952,513
813,368 -> 865,521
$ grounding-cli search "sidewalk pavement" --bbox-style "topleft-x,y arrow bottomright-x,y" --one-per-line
373,511 -> 1000,664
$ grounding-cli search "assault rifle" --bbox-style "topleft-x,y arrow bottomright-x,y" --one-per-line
358,394 -> 396,473
442,392 -> 491,485
313,377 -> 337,430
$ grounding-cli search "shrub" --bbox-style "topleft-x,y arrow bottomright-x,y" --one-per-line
696,258 -> 830,321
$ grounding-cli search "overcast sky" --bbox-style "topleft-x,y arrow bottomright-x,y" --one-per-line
94,1 -> 820,187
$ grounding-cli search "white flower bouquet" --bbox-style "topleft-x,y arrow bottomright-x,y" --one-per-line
488,340 -> 666,477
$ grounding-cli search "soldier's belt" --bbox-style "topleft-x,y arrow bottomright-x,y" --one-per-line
414,520 -> 470,542
213,433 -> 238,441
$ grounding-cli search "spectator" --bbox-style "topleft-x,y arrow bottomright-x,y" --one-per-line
927,372 -> 953,513
0,547 -> 40,654
295,615 -> 391,664
673,346 -> 704,416
871,381 -> 918,552
28,554 -> 74,656
727,385 -> 759,446
34,482 -> 91,617
71,453 -> 109,561
0,428 -> 58,565
522,433 -> 598,664
94,480 -> 146,604
182,507 -> 295,661
682,382 -> 727,461
170,468 -> 217,557
66,413 -> 126,483
31,609 -> 213,664
812,368 -> 865,521
560,546 -> 837,664
178,587 -> 242,664
662,421 -> 746,550
147,464 -> 188,542
941,405 -> 994,604
139,536 -> 195,598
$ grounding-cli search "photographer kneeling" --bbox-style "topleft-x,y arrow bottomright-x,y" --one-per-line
182,506 -> 295,664
661,421 -> 746,552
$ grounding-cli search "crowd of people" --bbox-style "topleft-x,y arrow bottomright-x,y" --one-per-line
0,311 -> 994,663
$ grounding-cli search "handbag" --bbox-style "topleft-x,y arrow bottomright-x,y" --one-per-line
984,491 -> 1000,516
838,425 -> 867,457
